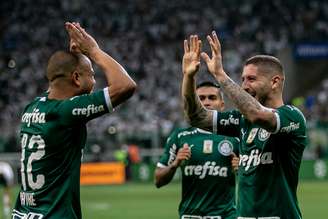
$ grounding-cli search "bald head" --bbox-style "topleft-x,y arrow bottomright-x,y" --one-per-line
46,51 -> 83,82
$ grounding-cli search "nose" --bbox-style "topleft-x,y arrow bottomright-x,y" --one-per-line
242,81 -> 249,91
202,99 -> 211,107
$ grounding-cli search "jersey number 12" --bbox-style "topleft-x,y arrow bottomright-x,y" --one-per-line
20,133 -> 46,191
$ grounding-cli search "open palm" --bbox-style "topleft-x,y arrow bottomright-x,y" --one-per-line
182,35 -> 202,76
201,31 -> 225,78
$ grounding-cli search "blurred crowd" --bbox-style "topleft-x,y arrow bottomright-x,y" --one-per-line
0,0 -> 327,151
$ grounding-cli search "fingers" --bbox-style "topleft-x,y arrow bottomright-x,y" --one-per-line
196,40 -> 202,57
211,31 -> 221,52
201,52 -> 210,63
65,22 -> 83,41
207,35 -> 218,56
230,152 -> 237,158
184,39 -> 189,53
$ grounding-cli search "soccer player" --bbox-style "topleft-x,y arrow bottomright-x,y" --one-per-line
0,161 -> 14,219
155,81 -> 239,219
12,22 -> 136,219
181,33 -> 307,219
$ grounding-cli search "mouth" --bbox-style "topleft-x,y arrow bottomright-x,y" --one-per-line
245,90 -> 256,98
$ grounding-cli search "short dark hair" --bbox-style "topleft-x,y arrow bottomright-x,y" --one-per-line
245,55 -> 284,76
196,81 -> 220,89
196,81 -> 223,100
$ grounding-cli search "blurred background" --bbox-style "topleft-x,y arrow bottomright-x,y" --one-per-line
0,0 -> 328,218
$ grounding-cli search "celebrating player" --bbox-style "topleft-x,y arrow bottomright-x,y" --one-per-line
12,22 -> 136,219
155,81 -> 239,219
182,33 -> 307,218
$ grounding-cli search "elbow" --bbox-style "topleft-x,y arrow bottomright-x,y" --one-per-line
120,80 -> 137,101
154,177 -> 162,188
125,80 -> 137,98
247,110 -> 264,124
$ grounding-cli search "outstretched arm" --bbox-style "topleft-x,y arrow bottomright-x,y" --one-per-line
201,31 -> 277,132
65,22 -> 136,108
182,35 -> 214,131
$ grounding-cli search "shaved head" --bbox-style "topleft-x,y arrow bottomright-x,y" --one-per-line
46,51 -> 82,82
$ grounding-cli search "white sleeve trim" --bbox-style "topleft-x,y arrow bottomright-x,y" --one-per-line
272,112 -> 281,134
157,163 -> 167,168
212,110 -> 218,134
103,87 -> 114,113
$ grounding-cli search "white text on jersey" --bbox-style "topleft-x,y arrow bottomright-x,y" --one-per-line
20,191 -> 36,206
72,104 -> 105,117
21,108 -> 46,127
184,161 -> 228,179
239,149 -> 273,171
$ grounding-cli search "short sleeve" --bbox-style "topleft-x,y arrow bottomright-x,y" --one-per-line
214,110 -> 242,137
157,129 -> 180,168
272,105 -> 306,136
57,88 -> 113,125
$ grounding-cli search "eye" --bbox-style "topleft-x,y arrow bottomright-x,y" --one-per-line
208,95 -> 217,100
199,96 -> 205,101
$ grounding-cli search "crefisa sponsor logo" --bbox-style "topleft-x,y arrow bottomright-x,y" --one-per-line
239,149 -> 273,171
72,104 -> 105,117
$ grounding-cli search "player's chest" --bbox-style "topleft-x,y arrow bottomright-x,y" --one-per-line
179,137 -> 233,164
240,126 -> 273,152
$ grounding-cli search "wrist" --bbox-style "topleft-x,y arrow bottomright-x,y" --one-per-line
214,71 -> 228,83
88,47 -> 102,59
170,162 -> 179,170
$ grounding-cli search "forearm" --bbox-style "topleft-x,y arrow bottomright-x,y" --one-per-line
90,48 -> 136,107
154,165 -> 178,188
182,75 -> 213,131
215,74 -> 274,129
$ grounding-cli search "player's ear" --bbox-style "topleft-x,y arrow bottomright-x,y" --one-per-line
271,75 -> 281,90
71,71 -> 81,87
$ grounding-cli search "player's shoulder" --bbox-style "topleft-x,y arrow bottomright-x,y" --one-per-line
276,105 -> 306,123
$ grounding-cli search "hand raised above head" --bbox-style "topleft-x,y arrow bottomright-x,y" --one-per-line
65,22 -> 99,57
182,35 -> 202,77
201,31 -> 226,80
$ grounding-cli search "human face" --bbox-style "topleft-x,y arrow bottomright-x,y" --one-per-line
196,86 -> 224,111
241,64 -> 272,104
77,56 -> 96,94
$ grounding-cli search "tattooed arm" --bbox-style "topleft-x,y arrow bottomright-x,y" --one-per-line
201,31 -> 277,132
182,74 -> 214,131
181,35 -> 214,131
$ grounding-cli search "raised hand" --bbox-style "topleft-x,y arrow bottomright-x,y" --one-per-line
172,143 -> 191,168
201,31 -> 226,79
182,35 -> 202,77
65,22 -> 99,57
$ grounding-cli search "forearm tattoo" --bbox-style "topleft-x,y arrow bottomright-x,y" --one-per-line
220,77 -> 262,118
182,78 -> 213,131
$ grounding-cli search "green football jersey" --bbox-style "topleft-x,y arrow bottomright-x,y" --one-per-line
213,105 -> 307,219
13,88 -> 112,219
158,127 -> 239,219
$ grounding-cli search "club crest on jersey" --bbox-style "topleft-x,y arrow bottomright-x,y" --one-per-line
246,128 -> 259,144
258,128 -> 270,141
218,140 -> 233,156
203,140 -> 213,154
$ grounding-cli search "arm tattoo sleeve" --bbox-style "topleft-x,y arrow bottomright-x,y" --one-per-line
219,77 -> 263,118
182,76 -> 213,131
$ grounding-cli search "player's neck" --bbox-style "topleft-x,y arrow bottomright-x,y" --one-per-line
48,87 -> 76,100
263,94 -> 284,109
